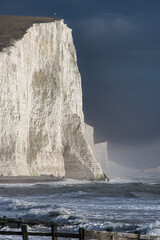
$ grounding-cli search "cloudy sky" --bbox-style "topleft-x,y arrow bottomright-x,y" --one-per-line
1,0 -> 160,169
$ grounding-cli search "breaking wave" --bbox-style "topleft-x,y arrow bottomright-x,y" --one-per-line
0,179 -> 159,236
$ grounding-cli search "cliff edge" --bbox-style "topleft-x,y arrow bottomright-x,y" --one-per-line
0,16 -> 105,180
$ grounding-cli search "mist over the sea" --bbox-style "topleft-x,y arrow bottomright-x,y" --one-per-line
107,140 -> 160,179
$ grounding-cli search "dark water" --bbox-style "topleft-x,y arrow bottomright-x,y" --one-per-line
0,179 -> 159,236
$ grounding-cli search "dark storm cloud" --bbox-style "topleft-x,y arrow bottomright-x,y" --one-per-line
66,11 -> 160,146
0,0 -> 160,168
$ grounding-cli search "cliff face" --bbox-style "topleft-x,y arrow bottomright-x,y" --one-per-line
0,16 -> 104,179
85,124 -> 109,180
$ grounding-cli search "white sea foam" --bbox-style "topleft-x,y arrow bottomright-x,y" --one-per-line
0,181 -> 159,237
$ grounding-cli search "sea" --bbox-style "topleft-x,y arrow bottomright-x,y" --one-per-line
0,178 -> 159,239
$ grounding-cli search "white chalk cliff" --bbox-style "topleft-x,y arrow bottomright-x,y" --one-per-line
85,124 -> 109,180
0,17 -> 106,180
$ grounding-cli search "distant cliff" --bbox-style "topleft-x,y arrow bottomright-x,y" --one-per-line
85,124 -> 109,180
0,16 -> 106,180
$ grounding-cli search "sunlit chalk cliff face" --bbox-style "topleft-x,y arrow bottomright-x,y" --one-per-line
0,16 -> 105,179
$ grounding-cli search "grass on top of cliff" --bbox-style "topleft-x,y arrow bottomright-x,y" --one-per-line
0,15 -> 61,51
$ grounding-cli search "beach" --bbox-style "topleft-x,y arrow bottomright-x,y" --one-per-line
0,176 -> 63,184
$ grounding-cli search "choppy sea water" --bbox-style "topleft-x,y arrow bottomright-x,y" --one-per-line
0,179 -> 159,237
